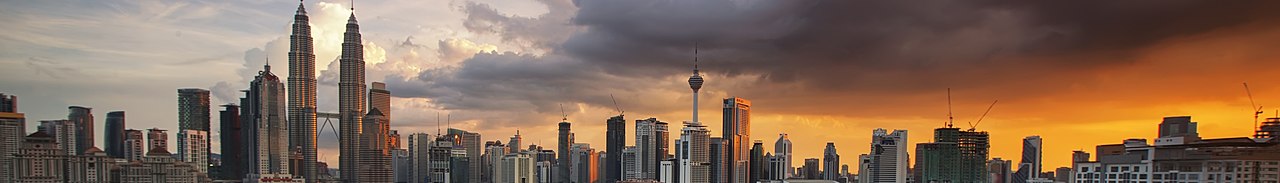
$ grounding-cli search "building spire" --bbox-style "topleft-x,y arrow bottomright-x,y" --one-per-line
694,42 -> 700,75
264,55 -> 271,71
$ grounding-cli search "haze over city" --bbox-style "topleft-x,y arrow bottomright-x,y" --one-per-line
2,0 -> 1279,183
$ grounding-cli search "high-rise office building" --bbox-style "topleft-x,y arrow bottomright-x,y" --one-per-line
869,128 -> 908,183
749,140 -> 764,183
503,152 -> 536,183
485,141 -> 507,183
856,154 -> 870,183
148,128 -> 168,152
773,133 -> 793,179
338,5 -> 368,182
0,106 -> 24,183
179,129 -> 210,174
606,115 -> 626,183
573,143 -> 598,183
358,109 -> 393,182
677,121 -> 710,183
124,129 -> 145,161
241,62 -> 298,182
722,97 -> 751,183
623,145 -> 639,180
1012,136 -> 1043,183
408,133 -> 432,183
105,111 -> 126,158
710,137 -> 728,183
221,104 -> 247,180
369,82 -> 395,153
67,106 -> 93,155
635,118 -> 660,180
286,1 -> 320,181
654,119 -> 670,180
558,120 -> 572,183
178,88 -> 211,162
823,142 -> 840,180
447,128 -> 483,183
40,119 -> 77,155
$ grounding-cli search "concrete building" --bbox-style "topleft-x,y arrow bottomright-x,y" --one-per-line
711,137 -> 728,183
39,120 -> 77,155
1013,136 -> 1044,183
573,143 -> 599,183
117,148 -> 210,182
751,140 -> 765,183
677,121 -> 711,183
558,120 -> 573,183
147,128 -> 168,153
67,147 -> 122,183
447,128 -> 483,183
285,1 -> 320,180
625,145 -> 641,180
123,129 -> 145,162
241,62 -> 298,183
915,127 -> 990,183
774,133 -> 794,179
636,118 -> 662,180
105,111 -> 126,158
178,88 -> 211,172
607,115 -> 626,183
357,109 -> 393,183
989,158 -> 1012,183
503,152 -> 536,183
67,106 -> 93,156
856,154 -> 870,183
221,104 -> 247,180
13,131 -> 64,182
802,158 -> 820,179
1072,116 -> 1280,183
509,131 -> 523,154
822,142 -> 840,180
486,141 -> 507,183
179,129 -> 210,174
409,133 -> 432,183
0,109 -> 24,183
869,129 -> 908,183
722,97 -> 751,183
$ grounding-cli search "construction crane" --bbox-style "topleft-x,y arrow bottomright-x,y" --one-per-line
968,100 -> 998,132
1245,82 -> 1264,136
611,94 -> 625,116
560,103 -> 568,121
947,88 -> 954,128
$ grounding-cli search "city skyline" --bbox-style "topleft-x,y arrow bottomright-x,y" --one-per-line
6,0 -> 1280,173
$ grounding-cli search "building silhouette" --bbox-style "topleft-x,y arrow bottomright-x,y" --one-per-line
221,104 -> 247,180
722,97 -> 751,183
67,106 -> 92,155
822,142 -> 840,180
104,111 -> 125,158
606,115 -> 626,183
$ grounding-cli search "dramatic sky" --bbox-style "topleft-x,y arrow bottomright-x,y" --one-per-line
4,0 -> 1280,170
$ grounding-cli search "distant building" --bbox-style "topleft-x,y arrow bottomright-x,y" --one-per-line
40,120 -> 77,155
241,63 -> 300,183
117,148 -> 209,182
104,111 -> 126,158
1013,136 -> 1044,183
722,97 -> 751,183
178,129 -> 209,174
711,137 -> 728,183
915,127 -> 990,183
636,118 -> 662,180
408,133 -> 433,183
1073,116 -> 1280,183
178,88 -> 211,172
774,134 -> 794,179
750,140 -> 765,183
625,145 -> 641,180
502,152 -> 535,183
147,128 -> 168,152
607,115 -> 627,183
822,142 -> 840,180
802,158 -> 820,179
0,110 -> 24,183
0,93 -> 15,112
123,129 -> 145,162
67,106 -> 93,156
558,120 -> 573,183
677,120 -> 711,183
868,129 -> 908,183
574,143 -> 599,183
988,158 -> 1012,183
13,131 -> 64,182
67,147 -> 122,182
220,104 -> 246,180
447,128 -> 483,183
357,109 -> 393,182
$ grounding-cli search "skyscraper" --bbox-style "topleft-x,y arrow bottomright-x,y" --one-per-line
869,128 -> 908,183
179,129 -> 209,174
0,104 -> 24,183
989,158 -> 1013,183
408,133 -> 431,183
286,1 -> 320,181
1012,136 -> 1043,183
635,118 -> 660,180
558,120 -> 572,183
802,158 -> 820,179
509,131 -> 523,154
573,143 -> 599,183
710,137 -> 727,183
622,146 -> 639,180
124,129 -> 145,161
722,97 -> 750,183
605,115 -> 625,183
655,119 -> 670,180
221,104 -> 247,180
677,121 -> 710,183
447,128 -> 483,183
359,109 -> 392,182
105,111 -> 125,158
338,5 -> 368,182
749,140 -> 763,183
67,106 -> 93,155
772,134 -> 793,179
822,142 -> 840,180
915,127 -> 990,183
242,62 -> 296,182
177,88 -> 211,131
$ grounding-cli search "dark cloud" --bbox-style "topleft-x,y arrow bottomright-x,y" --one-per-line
391,0 -> 1280,127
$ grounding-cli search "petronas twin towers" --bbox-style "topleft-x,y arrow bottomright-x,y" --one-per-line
285,1 -> 370,182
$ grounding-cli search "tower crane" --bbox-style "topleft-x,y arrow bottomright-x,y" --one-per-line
1245,82 -> 1264,137
968,100 -> 998,132
611,94 -> 625,116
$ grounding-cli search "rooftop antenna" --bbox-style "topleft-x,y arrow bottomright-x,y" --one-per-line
968,100 -> 998,131
694,42 -> 700,74
560,103 -> 568,121
436,112 -> 441,135
947,88 -> 954,128
611,94 -> 624,116
447,114 -> 452,131
1245,82 -> 1264,137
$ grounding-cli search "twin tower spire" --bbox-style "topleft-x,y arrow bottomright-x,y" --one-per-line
285,0 -> 366,182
